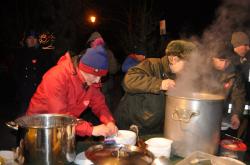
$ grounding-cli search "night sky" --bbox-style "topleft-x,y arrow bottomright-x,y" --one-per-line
160,0 -> 220,36
0,0 -> 221,56
1,0 -> 250,61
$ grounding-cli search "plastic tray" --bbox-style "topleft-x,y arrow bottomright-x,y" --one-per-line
176,151 -> 245,165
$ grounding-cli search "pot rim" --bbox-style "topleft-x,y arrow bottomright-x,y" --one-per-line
15,113 -> 78,129
167,92 -> 225,101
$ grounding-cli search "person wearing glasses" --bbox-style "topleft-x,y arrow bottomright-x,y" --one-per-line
114,40 -> 197,134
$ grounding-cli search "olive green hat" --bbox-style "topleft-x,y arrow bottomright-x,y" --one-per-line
231,31 -> 249,48
165,40 -> 197,59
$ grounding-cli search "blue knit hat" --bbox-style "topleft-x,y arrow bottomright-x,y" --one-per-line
79,46 -> 108,76
134,49 -> 145,56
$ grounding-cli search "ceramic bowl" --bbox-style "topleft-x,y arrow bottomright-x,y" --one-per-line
114,130 -> 136,145
0,150 -> 15,164
145,137 -> 173,158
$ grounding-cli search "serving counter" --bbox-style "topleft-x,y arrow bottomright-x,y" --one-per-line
69,131 -> 250,165
71,134 -> 183,165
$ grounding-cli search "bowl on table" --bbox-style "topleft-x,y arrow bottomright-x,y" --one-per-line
145,137 -> 173,158
114,130 -> 137,145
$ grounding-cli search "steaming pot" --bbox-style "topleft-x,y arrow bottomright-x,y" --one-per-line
9,114 -> 77,165
164,93 -> 225,157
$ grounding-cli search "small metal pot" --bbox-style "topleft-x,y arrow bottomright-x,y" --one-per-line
7,114 -> 77,165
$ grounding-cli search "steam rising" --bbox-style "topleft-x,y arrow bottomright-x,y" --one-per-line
168,0 -> 250,98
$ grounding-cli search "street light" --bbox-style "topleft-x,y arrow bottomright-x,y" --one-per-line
89,16 -> 96,23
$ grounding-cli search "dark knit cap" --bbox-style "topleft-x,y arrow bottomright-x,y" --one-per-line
87,32 -> 102,43
212,49 -> 233,59
212,42 -> 233,59
25,30 -> 38,39
165,40 -> 197,59
79,46 -> 108,76
231,31 -> 249,48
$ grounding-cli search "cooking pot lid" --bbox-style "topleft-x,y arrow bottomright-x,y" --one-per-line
85,144 -> 154,165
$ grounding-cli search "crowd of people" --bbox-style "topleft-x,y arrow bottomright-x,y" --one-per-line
3,30 -> 250,148
14,31 -> 55,116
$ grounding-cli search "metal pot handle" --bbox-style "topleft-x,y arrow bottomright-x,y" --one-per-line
172,108 -> 200,123
129,125 -> 147,150
5,121 -> 19,130
129,125 -> 139,143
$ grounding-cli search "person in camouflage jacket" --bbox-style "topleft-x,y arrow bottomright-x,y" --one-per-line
114,40 -> 197,134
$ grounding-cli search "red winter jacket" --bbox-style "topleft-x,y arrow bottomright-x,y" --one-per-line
26,52 -> 115,136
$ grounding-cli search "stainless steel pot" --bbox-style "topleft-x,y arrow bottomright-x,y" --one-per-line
8,114 -> 77,165
164,93 -> 225,157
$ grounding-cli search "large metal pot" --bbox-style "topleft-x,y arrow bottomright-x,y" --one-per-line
9,114 -> 77,165
164,93 -> 225,157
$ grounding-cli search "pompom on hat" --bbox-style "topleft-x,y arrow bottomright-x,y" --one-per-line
165,40 -> 197,59
79,46 -> 108,76
231,31 -> 249,48
87,32 -> 103,43
87,32 -> 105,47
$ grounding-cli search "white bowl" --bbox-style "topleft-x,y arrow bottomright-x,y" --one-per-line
0,150 -> 15,164
114,130 -> 136,145
74,152 -> 93,165
146,137 -> 173,147
145,138 -> 173,158
148,146 -> 171,158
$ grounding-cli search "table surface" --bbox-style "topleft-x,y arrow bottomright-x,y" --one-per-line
72,134 -> 250,165
72,134 -> 183,165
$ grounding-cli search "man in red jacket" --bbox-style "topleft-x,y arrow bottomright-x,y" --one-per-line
26,46 -> 118,137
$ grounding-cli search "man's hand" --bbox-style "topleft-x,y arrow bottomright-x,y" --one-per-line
92,124 -> 111,137
92,123 -> 118,137
231,114 -> 240,130
106,122 -> 118,135
160,79 -> 175,90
